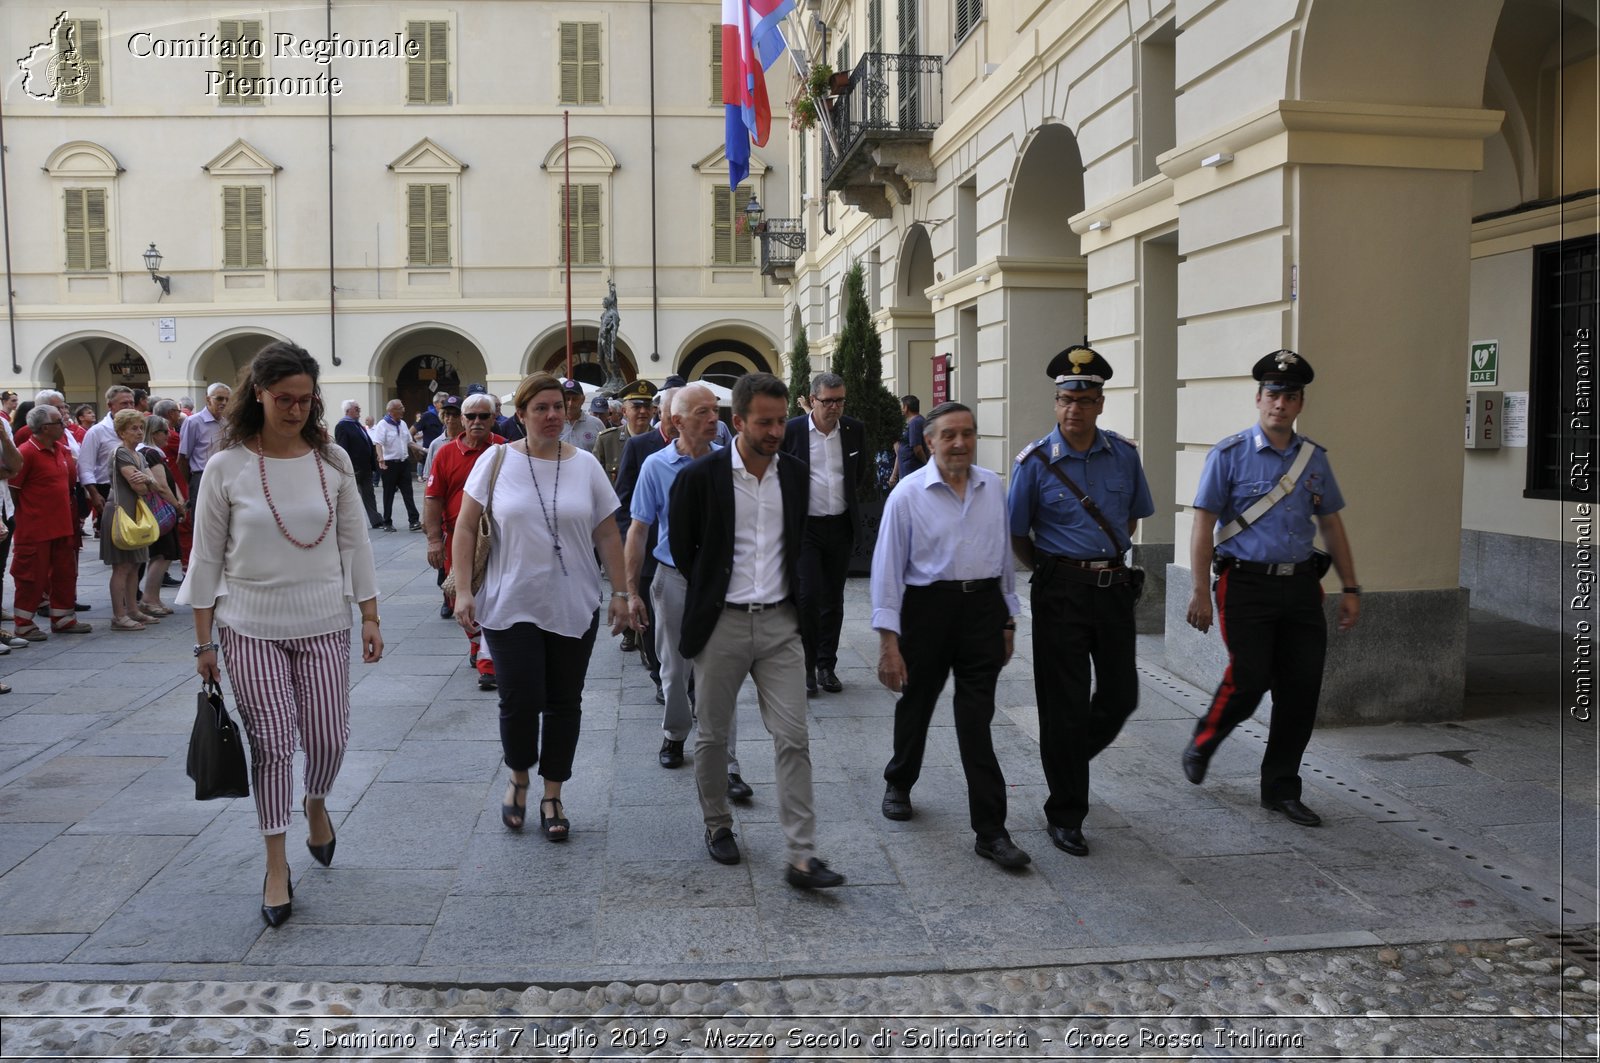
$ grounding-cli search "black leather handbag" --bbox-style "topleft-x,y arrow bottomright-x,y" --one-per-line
187,681 -> 250,801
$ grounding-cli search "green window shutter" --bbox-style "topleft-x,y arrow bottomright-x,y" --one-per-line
84,189 -> 108,270
407,185 -> 429,265
559,23 -> 580,104
55,19 -> 102,106
405,22 -> 427,102
406,21 -> 448,103
218,21 -> 264,105
427,184 -> 449,265
579,23 -> 602,104
868,0 -> 883,54
712,184 -> 754,266
64,189 -> 86,270
63,188 -> 107,270
243,186 -> 265,267
578,185 -> 601,264
222,186 -> 243,267
709,24 -> 722,105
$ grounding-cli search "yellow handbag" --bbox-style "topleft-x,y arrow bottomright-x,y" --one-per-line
111,499 -> 160,550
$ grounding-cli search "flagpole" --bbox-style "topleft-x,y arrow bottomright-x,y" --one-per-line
564,109 -> 573,381
777,14 -> 840,158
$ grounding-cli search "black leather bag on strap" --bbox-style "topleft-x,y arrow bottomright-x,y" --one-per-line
187,681 -> 250,801
1028,449 -> 1146,600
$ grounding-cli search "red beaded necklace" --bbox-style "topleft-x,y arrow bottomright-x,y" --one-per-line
257,446 -> 334,550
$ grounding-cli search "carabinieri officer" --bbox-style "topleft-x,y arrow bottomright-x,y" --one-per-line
1008,345 -> 1153,857
1182,349 -> 1360,827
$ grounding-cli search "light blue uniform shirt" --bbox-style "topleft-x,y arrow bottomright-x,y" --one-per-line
1008,427 -> 1154,559
631,441 -> 721,567
870,463 -> 1021,635
1194,426 -> 1345,564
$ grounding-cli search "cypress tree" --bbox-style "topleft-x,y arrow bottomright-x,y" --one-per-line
787,309 -> 811,419
831,262 -> 904,498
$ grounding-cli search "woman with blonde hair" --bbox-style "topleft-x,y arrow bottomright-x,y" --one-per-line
178,341 -> 382,927
453,371 -> 628,839
137,414 -> 185,614
102,409 -> 159,630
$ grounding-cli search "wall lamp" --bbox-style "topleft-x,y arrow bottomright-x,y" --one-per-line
1200,152 -> 1235,168
142,243 -> 171,295
1086,220 -> 1110,232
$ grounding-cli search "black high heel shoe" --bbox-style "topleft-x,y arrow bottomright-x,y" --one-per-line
261,870 -> 294,928
304,798 -> 336,867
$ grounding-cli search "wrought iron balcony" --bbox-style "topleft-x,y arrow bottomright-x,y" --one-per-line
757,218 -> 804,283
820,52 -> 943,216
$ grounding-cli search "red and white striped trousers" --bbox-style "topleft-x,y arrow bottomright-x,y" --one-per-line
217,627 -> 352,835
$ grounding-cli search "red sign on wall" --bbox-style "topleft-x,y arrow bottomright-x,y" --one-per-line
931,354 -> 950,407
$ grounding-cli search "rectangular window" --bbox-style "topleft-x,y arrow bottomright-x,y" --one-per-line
405,21 -> 448,103
221,186 -> 265,268
712,184 -> 755,266
558,184 -> 603,265
1527,235 -> 1600,499
709,24 -> 723,105
217,20 -> 264,106
53,18 -> 102,105
559,22 -> 602,105
63,188 -> 108,271
954,0 -> 982,43
406,184 -> 450,267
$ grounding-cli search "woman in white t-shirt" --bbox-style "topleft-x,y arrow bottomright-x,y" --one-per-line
453,371 -> 628,840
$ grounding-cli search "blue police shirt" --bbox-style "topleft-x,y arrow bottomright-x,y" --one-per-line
631,441 -> 721,567
1193,426 -> 1345,564
1008,427 -> 1154,558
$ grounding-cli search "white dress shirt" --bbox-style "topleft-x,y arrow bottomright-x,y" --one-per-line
726,442 -> 787,604
371,416 -> 411,462
77,414 -> 118,485
869,462 -> 1021,635
805,415 -> 847,518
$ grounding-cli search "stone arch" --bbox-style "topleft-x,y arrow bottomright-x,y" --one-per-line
673,320 -> 781,384
897,224 -> 934,311
37,332 -> 149,404
524,322 -> 640,387
1004,123 -> 1085,260
191,326 -> 294,388
1296,0 -> 1502,107
370,324 -> 490,417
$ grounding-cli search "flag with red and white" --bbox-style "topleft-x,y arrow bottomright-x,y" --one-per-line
722,0 -> 795,189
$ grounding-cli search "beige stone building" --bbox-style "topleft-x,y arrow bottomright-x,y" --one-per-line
0,0 -> 790,419
770,0 -> 1596,720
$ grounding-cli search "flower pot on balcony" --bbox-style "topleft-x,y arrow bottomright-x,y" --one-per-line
828,71 -> 851,94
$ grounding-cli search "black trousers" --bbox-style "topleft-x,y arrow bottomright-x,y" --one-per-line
483,612 -> 600,781
636,528 -> 662,683
380,460 -> 418,525
1190,567 -> 1326,802
797,513 -> 852,672
355,469 -> 381,528
883,584 -> 1010,841
1031,571 -> 1139,830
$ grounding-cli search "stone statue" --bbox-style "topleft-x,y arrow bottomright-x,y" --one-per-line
598,279 -> 623,390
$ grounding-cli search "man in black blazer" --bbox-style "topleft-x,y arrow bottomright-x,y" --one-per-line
613,390 -> 675,697
333,399 -> 382,529
670,373 -> 845,890
779,371 -> 865,695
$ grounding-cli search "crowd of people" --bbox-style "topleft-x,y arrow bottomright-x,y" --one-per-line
0,335 -> 1360,925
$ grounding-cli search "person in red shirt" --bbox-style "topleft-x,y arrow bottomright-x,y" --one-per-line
424,392 -> 504,690
10,405 -> 92,638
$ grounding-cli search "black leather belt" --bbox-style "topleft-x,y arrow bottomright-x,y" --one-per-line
922,578 -> 1000,593
724,598 -> 788,612
1037,555 -> 1130,587
1219,556 -> 1318,577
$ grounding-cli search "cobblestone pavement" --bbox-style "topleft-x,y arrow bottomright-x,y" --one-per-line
0,529 -> 1594,1057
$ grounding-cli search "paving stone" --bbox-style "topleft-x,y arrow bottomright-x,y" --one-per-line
328,783 -> 483,869
0,934 -> 84,963
1177,853 -> 1385,937
0,755 -> 166,823
69,892 -> 265,963
244,923 -> 430,967
0,834 -> 187,934
420,895 -> 597,966
593,904 -> 767,966
0,823 -> 65,875
372,740 -> 501,784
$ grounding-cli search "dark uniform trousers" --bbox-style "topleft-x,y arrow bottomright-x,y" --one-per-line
355,471 -> 381,527
381,459 -> 419,526
1190,567 -> 1326,802
797,513 -> 852,672
883,584 -> 1010,841
1031,570 -> 1139,831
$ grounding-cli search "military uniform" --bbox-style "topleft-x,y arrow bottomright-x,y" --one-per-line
1008,346 -> 1153,854
1184,350 -> 1353,826
594,423 -> 631,482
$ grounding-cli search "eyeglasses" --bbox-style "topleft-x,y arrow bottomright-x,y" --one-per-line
260,388 -> 315,412
814,397 -> 845,407
1055,394 -> 1102,408
463,412 -> 494,421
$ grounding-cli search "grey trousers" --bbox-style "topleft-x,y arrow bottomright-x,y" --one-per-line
651,565 -> 739,772
691,602 -> 815,864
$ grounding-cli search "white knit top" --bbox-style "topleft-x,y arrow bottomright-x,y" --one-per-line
176,443 -> 380,640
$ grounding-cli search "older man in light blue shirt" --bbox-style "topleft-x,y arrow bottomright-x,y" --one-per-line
870,401 -> 1029,870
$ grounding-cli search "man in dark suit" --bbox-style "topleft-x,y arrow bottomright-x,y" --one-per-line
779,371 -> 864,695
614,388 -> 675,698
334,398 -> 382,529
669,373 -> 845,890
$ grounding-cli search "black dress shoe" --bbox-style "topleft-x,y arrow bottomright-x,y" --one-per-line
786,857 -> 845,889
621,629 -> 637,652
439,601 -> 452,619
478,673 -> 497,691
805,668 -> 818,695
975,836 -> 1032,869
659,738 -> 684,769
162,573 -> 185,588
726,773 -> 753,802
817,667 -> 842,693
75,603 -> 91,612
1182,745 -> 1210,785
304,799 -> 336,867
881,784 -> 913,821
260,871 -> 294,927
1262,797 -> 1322,826
1047,824 -> 1089,856
705,826 -> 741,865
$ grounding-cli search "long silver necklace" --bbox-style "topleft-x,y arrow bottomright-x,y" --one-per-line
526,440 -> 567,576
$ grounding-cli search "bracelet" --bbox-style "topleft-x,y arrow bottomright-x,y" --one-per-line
611,591 -> 629,600
1342,586 -> 1361,596
1002,622 -> 1016,631
193,641 -> 219,657
362,616 -> 380,625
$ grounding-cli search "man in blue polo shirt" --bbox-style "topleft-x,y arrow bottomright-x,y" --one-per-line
1008,345 -> 1153,858
1182,349 -> 1360,828
624,384 -> 745,800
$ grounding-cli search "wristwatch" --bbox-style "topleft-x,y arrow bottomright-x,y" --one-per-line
193,642 -> 219,656
1342,586 -> 1362,596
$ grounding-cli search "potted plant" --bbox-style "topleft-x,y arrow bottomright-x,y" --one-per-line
789,63 -> 836,131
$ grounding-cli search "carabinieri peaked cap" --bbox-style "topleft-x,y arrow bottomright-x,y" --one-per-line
1046,344 -> 1113,390
616,379 -> 658,403
1252,349 -> 1315,391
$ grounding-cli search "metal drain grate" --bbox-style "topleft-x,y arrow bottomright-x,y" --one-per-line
1540,929 -> 1600,975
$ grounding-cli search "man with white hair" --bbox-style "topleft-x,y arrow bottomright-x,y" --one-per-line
177,396 -> 195,416
626,384 -> 746,798
78,385 -> 136,532
334,398 -> 382,528
178,382 -> 230,519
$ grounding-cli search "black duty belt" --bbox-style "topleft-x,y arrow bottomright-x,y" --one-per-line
724,598 -> 789,612
921,578 -> 1000,593
1037,555 -> 1130,587
1218,556 -> 1318,577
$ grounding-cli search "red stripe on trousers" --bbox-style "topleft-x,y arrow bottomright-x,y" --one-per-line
1194,567 -> 1233,749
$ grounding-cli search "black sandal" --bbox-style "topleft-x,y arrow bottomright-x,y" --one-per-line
539,797 -> 569,842
501,781 -> 528,831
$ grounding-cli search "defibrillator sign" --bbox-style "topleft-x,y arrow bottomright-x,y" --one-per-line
1469,341 -> 1499,386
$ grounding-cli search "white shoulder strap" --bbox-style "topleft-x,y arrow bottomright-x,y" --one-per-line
1214,441 -> 1316,545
